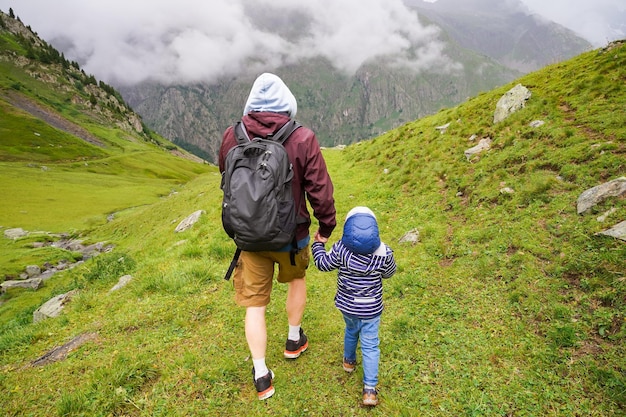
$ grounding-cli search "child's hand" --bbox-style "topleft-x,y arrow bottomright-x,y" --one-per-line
314,230 -> 328,244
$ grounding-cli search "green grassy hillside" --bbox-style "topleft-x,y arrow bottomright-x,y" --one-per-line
0,26 -> 624,417
0,15 -> 211,277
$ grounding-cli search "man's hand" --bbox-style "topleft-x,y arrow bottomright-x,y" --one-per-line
314,230 -> 328,244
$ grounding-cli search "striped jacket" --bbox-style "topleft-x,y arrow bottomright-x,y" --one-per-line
311,240 -> 396,319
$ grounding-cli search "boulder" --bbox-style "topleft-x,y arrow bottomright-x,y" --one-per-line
109,274 -> 133,293
26,265 -> 41,277
464,138 -> 492,161
1,278 -> 43,292
33,290 -> 78,323
399,229 -> 420,245
494,84 -> 531,123
4,228 -> 27,239
577,177 -> 626,214
175,210 -> 206,233
596,221 -> 626,242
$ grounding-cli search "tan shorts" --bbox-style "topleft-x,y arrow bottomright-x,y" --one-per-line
232,246 -> 310,307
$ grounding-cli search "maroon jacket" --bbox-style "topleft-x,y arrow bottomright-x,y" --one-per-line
219,111 -> 336,242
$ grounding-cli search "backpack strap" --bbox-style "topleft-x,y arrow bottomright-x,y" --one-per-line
233,120 -> 301,144
233,122 -> 250,145
267,119 -> 301,144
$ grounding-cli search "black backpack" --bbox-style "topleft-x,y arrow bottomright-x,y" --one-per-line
221,119 -> 301,279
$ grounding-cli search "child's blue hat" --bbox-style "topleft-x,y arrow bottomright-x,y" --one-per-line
342,206 -> 381,255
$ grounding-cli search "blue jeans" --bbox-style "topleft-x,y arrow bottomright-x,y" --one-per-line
342,313 -> 381,387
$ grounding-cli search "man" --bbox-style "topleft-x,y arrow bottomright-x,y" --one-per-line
218,73 -> 336,400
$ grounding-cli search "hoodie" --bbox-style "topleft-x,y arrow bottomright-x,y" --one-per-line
218,73 -> 336,244
312,207 -> 397,319
243,73 -> 298,117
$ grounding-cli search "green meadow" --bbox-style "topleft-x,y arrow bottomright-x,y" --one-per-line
1,39 -> 625,417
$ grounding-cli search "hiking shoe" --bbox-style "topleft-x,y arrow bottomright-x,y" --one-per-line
252,368 -> 275,400
362,387 -> 379,406
343,358 -> 357,373
284,328 -> 308,359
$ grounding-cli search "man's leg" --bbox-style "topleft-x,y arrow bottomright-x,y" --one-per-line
286,277 -> 306,326
284,277 -> 309,358
245,305 -> 267,360
246,305 -> 275,400
235,250 -> 275,399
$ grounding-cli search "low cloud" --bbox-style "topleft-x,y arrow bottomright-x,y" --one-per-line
519,0 -> 626,46
2,0 -> 451,85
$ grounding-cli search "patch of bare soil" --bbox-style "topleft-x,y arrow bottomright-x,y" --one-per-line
2,91 -> 106,147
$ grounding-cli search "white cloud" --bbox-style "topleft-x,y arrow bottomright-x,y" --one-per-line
0,0 -> 449,85
519,0 -> 625,46
3,0 -> 621,85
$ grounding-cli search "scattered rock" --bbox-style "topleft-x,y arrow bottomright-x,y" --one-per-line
4,228 -> 27,239
31,332 -> 99,367
175,210 -> 206,233
596,221 -> 626,242
25,265 -> 41,277
529,120 -> 545,128
108,274 -> 133,293
493,84 -> 531,123
33,290 -> 78,323
399,229 -> 420,245
464,138 -> 492,161
500,187 -> 515,194
597,208 -> 617,223
1,278 -> 43,293
435,122 -> 450,134
576,177 -> 626,214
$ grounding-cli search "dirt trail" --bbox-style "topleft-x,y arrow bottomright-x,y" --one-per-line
2,91 -> 106,148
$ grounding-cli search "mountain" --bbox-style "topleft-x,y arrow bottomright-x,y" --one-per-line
116,0 -> 591,164
407,0 -> 593,73
119,51 -> 517,163
0,10 -> 209,233
1,11 -> 624,412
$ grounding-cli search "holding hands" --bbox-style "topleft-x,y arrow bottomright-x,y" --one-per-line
314,230 -> 328,244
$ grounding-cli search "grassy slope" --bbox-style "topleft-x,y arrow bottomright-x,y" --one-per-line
0,42 -> 625,416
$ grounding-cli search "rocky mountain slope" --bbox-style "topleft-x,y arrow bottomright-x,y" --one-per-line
408,0 -> 592,73
0,10 -> 203,164
117,0 -> 591,163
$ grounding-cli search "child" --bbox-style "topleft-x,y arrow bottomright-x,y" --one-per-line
312,206 -> 397,406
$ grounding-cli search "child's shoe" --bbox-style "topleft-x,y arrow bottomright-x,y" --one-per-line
342,358 -> 356,372
362,387 -> 378,406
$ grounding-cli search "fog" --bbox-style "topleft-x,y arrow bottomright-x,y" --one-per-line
1,0 -> 622,85
0,0 -> 454,85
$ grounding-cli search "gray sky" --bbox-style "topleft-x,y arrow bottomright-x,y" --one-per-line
520,0 -> 625,46
1,0 -> 623,85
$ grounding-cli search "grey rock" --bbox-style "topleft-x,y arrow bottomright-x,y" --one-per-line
494,84 -> 531,123
25,265 -> 41,277
596,221 -> 626,242
33,290 -> 78,323
175,210 -> 206,233
399,229 -> 420,245
465,138 -> 492,160
4,228 -> 27,239
577,177 -> 626,214
1,278 -> 43,292
109,274 -> 133,293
